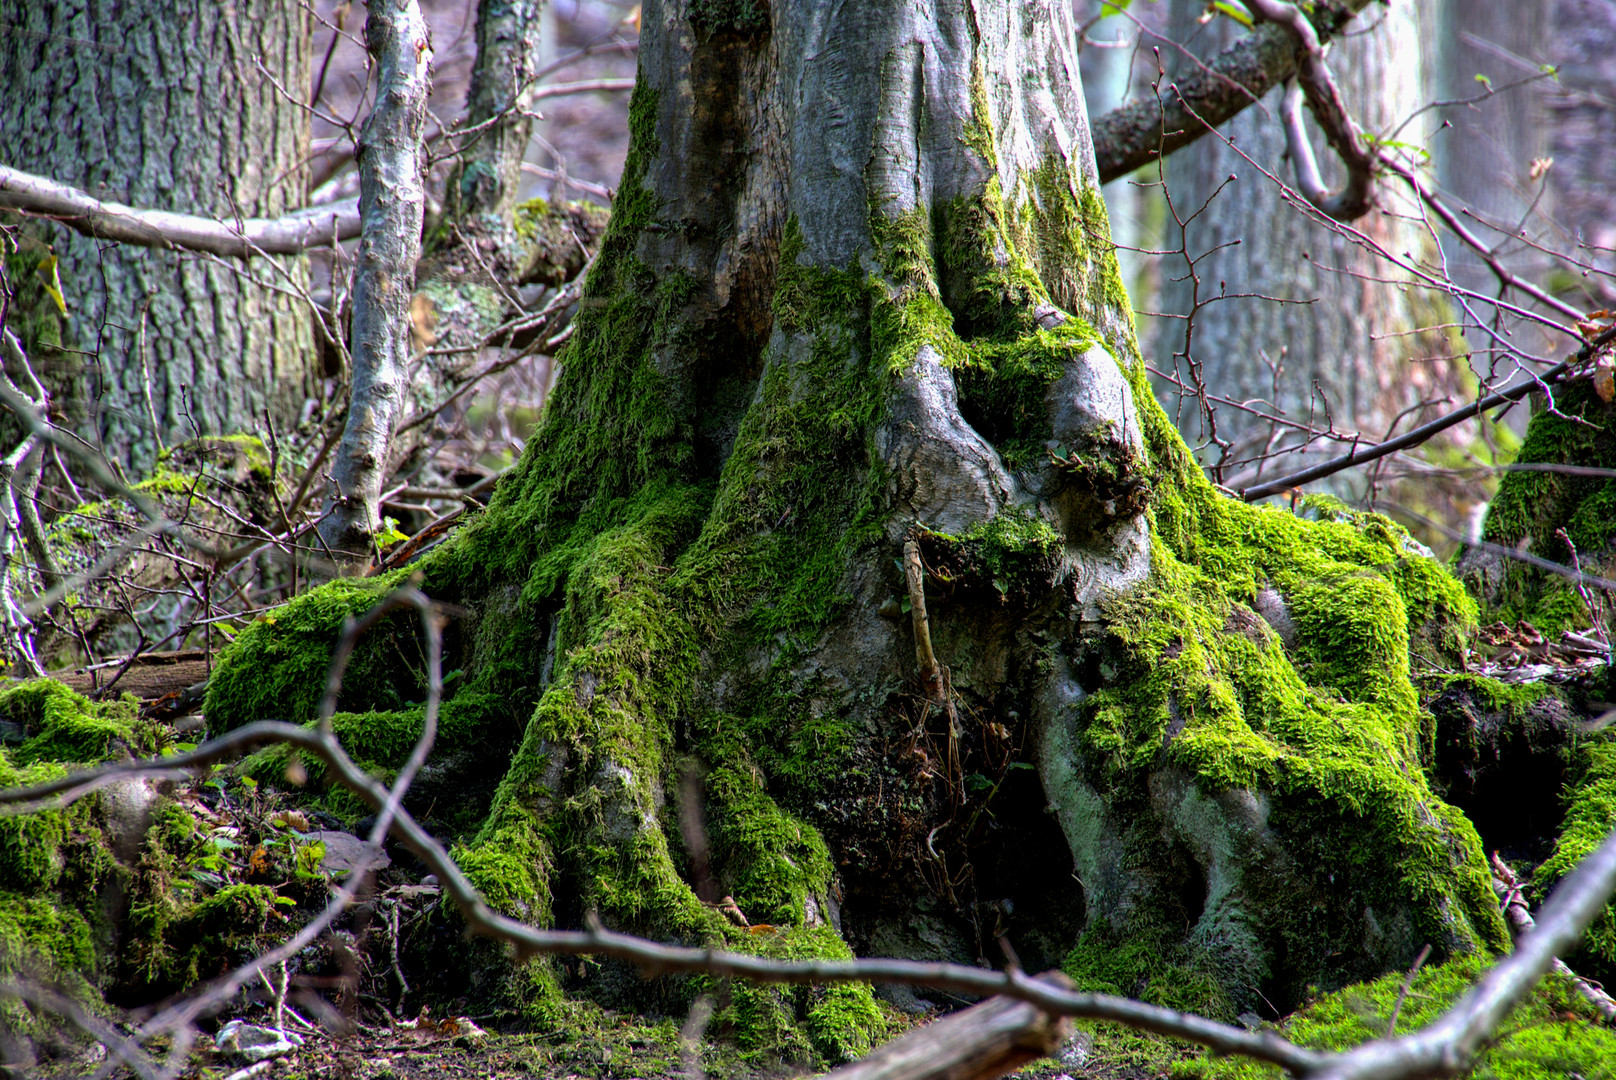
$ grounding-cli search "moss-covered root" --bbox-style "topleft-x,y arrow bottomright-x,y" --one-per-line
1532,736 -> 1616,987
1038,373 -> 1506,1017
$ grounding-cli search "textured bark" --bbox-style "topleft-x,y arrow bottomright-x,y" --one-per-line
318,0 -> 433,560
1433,0 -> 1556,345
1156,0 -> 1468,500
0,0 -> 317,477
445,0 -> 547,222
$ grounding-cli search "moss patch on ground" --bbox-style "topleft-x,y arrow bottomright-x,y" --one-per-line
1179,953 -> 1616,1078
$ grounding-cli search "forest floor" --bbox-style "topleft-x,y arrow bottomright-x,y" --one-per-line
84,1020 -> 1179,1080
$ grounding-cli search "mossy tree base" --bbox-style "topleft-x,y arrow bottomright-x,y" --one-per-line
200,0 -> 1507,1059
1458,379 -> 1616,634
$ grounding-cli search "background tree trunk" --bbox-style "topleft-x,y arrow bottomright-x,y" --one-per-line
208,0 -> 1507,1050
1155,1 -> 1471,507
0,0 -> 317,478
1433,0 -> 1557,368
444,0 -> 547,223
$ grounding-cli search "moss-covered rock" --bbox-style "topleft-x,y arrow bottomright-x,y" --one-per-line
0,683 -> 128,1046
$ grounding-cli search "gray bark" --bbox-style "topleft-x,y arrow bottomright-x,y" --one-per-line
1156,0 -> 1468,499
0,0 -> 318,478
445,0 -> 547,222
1434,0 -> 1556,362
318,0 -> 433,561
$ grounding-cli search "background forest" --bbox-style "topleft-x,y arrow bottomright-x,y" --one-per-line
2,1 -> 1616,1079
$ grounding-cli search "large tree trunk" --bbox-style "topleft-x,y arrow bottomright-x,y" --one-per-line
1156,2 -> 1471,504
207,0 -> 1506,1054
0,0 -> 317,478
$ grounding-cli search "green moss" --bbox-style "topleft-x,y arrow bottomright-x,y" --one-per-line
1532,739 -> 1616,981
1027,157 -> 1130,334
1065,924 -> 1233,1018
0,679 -> 136,764
1474,379 -> 1616,633
701,923 -> 885,1067
1180,954 -> 1616,1078
1428,673 -> 1552,717
204,569 -> 416,728
1057,359 -> 1502,1005
952,322 -> 1101,467
0,892 -> 101,1039
118,800 -> 283,992
0,690 -> 124,1043
913,509 -> 1065,605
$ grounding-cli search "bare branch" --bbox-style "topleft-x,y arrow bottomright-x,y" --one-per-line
1246,0 -> 1376,220
1492,854 -> 1616,1023
0,717 -> 1324,1076
1089,0 -> 1375,185
0,165 -> 359,257
1311,825 -> 1616,1080
824,973 -> 1073,1080
4,690 -> 1615,1080
1239,323 -> 1616,500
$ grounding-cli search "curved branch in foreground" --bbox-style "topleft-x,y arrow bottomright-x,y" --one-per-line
0,165 -> 360,257
8,709 -> 1616,1080
1089,0 -> 1374,185
0,721 -> 1324,1075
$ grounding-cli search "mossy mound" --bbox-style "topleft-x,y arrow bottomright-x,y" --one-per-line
1179,953 -> 1616,1078
1038,367 -> 1506,1018
0,680 -> 298,1055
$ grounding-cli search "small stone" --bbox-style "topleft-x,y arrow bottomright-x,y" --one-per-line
305,830 -> 391,876
1059,1030 -> 1091,1068
1253,587 -> 1297,649
214,1020 -> 304,1063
